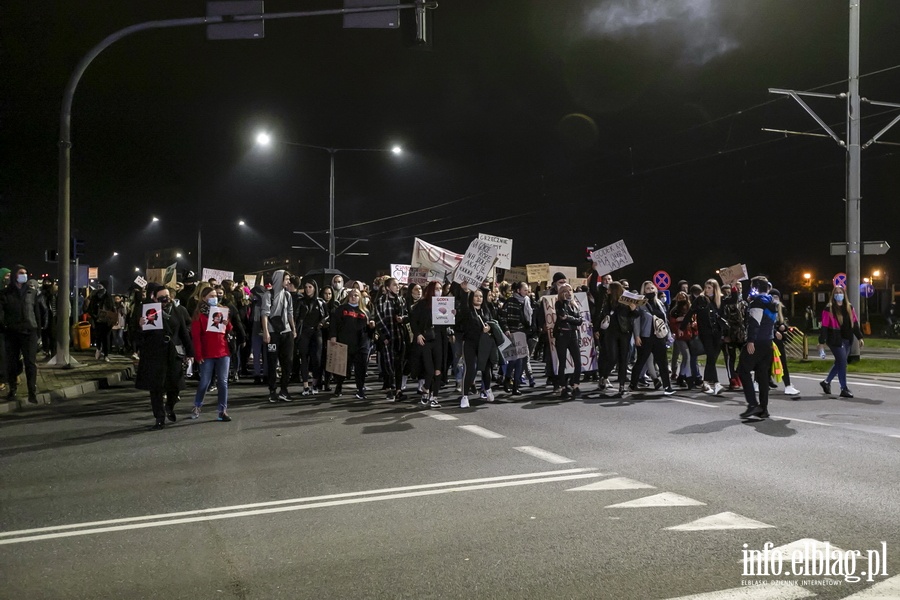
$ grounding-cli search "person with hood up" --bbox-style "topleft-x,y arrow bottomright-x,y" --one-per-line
332,274 -> 349,305
295,277 -> 329,395
262,269 -> 297,402
134,283 -> 194,429
0,265 -> 41,403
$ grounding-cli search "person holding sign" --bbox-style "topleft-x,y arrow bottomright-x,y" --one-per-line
680,279 -> 725,395
499,281 -> 534,397
596,282 -> 634,396
629,281 -> 676,396
409,281 -> 450,408
553,284 -> 585,399
190,286 -> 234,422
817,285 -> 864,399
134,284 -> 194,430
329,288 -> 376,399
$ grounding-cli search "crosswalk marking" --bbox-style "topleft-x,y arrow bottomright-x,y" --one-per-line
426,411 -> 458,421
514,446 -> 575,464
566,476 -> 655,491
605,492 -> 706,508
663,585 -> 816,599
666,512 -> 775,531
458,425 -> 505,439
841,574 -> 900,598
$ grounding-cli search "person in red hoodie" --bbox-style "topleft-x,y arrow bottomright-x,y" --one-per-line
191,285 -> 234,421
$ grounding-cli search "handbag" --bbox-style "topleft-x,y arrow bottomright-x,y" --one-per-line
688,336 -> 705,356
652,315 -> 669,339
599,315 -> 610,330
98,309 -> 118,326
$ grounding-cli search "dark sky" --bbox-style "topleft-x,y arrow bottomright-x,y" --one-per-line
3,0 -> 900,291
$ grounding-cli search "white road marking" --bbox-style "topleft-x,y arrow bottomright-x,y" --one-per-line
425,411 -> 458,421
666,511 -> 775,531
889,435 -> 900,439
792,374 -> 900,391
770,416 -> 833,427
457,425 -> 505,439
567,477 -> 655,491
842,575 -> 900,598
663,585 -> 816,599
0,471 -> 604,546
672,398 -> 720,408
605,492 -> 706,508
0,468 -> 595,539
514,446 -> 575,464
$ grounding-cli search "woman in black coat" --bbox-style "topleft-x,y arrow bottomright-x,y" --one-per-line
409,281 -> 450,409
329,288 -> 376,399
459,288 -> 499,407
135,284 -> 194,430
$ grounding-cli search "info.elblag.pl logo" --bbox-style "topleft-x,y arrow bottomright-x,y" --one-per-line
742,540 -> 889,584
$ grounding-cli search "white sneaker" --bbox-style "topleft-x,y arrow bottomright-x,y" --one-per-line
480,390 -> 488,399
753,382 -> 759,392
460,395 -> 470,409
95,349 -> 102,360
712,383 -> 723,395
486,388 -> 495,402
701,382 -> 712,393
784,385 -> 800,396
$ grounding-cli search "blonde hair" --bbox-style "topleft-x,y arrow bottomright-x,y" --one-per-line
704,279 -> 722,308
557,283 -> 573,304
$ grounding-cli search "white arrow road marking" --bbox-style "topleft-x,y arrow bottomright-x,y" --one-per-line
662,585 -> 816,599
605,492 -> 706,508
567,477 -> 655,491
841,575 -> 900,598
666,512 -> 775,531
457,425 -> 505,439
0,468 -> 599,544
514,446 -> 575,464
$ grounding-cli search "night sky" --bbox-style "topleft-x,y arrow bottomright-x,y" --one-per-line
3,0 -> 900,291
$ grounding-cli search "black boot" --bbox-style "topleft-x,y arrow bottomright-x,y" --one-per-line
151,418 -> 165,431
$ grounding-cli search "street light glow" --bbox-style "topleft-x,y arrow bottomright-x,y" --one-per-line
112,251 -> 119,257
391,145 -> 402,155
803,273 -> 811,280
238,220 -> 246,226
873,270 -> 881,277
151,216 -> 159,222
135,267 -> 140,272
255,132 -> 271,147
176,252 -> 182,258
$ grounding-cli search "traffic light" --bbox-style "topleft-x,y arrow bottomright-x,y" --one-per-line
72,238 -> 85,259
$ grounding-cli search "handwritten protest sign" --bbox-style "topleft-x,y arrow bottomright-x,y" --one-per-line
501,331 -> 530,362
541,292 -> 595,374
432,296 -> 455,325
134,276 -> 148,289
590,240 -> 633,275
391,264 -> 411,284
325,340 -> 348,377
478,233 -> 513,270
411,238 -> 463,283
454,239 -> 499,288
719,263 -> 749,285
407,267 -> 430,286
202,268 -> 234,284
526,263 -> 550,283
618,290 -> 646,308
145,269 -> 166,285
503,266 -> 528,284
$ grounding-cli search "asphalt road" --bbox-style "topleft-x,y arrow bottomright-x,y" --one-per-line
1,363 -> 899,600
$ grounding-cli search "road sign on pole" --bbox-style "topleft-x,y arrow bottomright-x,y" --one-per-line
830,241 -> 891,256
653,270 -> 671,291
833,272 -> 847,288
860,283 -> 875,298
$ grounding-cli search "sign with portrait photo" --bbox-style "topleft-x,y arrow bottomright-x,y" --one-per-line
206,306 -> 229,333
141,303 -> 163,331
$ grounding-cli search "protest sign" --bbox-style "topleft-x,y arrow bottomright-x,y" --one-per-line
503,266 -> 528,284
526,263 -> 550,283
206,307 -> 229,332
407,267 -> 431,286
411,238 -> 463,283
163,262 -> 178,289
202,268 -> 234,284
88,267 -> 99,280
590,240 -> 633,275
325,340 -> 348,377
542,293 -> 596,375
478,233 -> 513,270
391,263 -> 411,284
501,331 -> 530,362
548,265 -> 580,284
243,274 -> 257,288
618,290 -> 646,308
454,239 -> 499,288
432,296 -> 455,325
719,263 -> 749,285
134,276 -> 148,289
145,269 -> 166,285
141,303 -> 163,331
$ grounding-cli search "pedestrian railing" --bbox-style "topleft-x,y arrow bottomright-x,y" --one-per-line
783,328 -> 809,360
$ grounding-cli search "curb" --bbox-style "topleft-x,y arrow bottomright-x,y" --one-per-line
0,365 -> 135,415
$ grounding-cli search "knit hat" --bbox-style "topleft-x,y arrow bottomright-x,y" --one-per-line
552,272 -> 567,284
770,288 -> 781,298
145,282 -> 164,297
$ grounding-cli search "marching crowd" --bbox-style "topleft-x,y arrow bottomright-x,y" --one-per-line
0,261 -> 865,429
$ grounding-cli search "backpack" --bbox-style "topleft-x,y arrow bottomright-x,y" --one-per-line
652,315 -> 669,339
723,300 -> 748,344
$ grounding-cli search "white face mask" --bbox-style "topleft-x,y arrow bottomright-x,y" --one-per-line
434,288 -> 442,297
17,274 -> 28,284
333,281 -> 343,290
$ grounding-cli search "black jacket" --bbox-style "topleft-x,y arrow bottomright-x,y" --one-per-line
0,281 -> 41,333
330,303 -> 372,353
135,303 -> 194,393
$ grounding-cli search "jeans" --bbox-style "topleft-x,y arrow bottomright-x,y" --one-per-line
195,355 -> 230,413
826,339 -> 852,390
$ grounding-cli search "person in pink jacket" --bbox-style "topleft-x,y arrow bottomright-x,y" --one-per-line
817,285 -> 864,398
191,285 -> 234,421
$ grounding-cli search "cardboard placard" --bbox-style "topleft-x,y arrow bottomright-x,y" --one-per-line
548,265 -> 580,284
453,238 -> 499,288
141,303 -> 163,331
432,296 -> 455,325
618,290 -> 646,308
541,292 -> 596,374
163,262 -> 178,289
526,263 -> 550,283
325,340 -> 348,377
718,263 -> 749,286
206,307 -> 229,332
501,331 -> 530,361
390,263 -> 411,285
145,269 -> 166,285
503,266 -> 529,284
411,238 -> 463,283
590,240 -> 633,275
244,274 -> 257,288
407,267 -> 431,286
478,233 -> 513,270
201,268 -> 234,284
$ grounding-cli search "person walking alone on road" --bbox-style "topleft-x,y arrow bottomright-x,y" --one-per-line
817,285 -> 864,399
191,286 -> 234,422
135,284 -> 194,430
738,276 -> 778,420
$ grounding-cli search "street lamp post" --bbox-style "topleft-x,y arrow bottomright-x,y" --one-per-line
255,132 -> 401,269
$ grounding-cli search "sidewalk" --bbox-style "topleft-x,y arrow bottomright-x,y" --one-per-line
0,350 -> 135,414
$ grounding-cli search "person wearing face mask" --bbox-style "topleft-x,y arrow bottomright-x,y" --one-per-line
135,284 -> 194,429
629,281 -> 675,395
680,278 -> 724,395
817,285 -> 864,399
0,265 -> 41,404
553,283 -> 585,399
0,268 -> 9,395
330,288 -> 376,399
262,270 -> 297,403
190,286 -> 234,422
331,275 -> 349,305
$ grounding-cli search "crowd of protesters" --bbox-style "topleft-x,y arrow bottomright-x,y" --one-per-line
0,260 -> 865,428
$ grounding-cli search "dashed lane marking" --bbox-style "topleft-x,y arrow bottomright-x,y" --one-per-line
672,398 -> 720,408
514,446 -> 575,464
458,425 -> 505,439
425,411 -> 458,421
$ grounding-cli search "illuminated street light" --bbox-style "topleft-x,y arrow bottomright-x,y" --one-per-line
151,216 -> 159,223
112,251 -> 119,257
238,220 -> 246,226
255,132 -> 271,147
